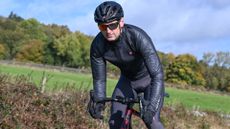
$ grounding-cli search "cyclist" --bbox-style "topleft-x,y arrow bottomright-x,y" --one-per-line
88,1 -> 165,129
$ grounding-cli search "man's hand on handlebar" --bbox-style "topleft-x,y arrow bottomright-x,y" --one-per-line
87,90 -> 105,119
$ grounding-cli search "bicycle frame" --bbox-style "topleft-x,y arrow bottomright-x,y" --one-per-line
89,90 -> 169,129
121,104 -> 140,129
100,96 -> 143,129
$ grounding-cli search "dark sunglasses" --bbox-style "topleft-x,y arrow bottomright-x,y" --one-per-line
98,22 -> 119,31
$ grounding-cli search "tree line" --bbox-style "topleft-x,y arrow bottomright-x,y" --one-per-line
0,12 -> 93,68
0,12 -> 229,92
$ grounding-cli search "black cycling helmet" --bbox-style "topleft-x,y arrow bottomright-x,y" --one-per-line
94,1 -> 124,24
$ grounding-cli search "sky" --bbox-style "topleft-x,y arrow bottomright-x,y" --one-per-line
0,0 -> 229,60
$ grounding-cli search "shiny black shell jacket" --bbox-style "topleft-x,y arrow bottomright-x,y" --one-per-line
90,24 -> 164,104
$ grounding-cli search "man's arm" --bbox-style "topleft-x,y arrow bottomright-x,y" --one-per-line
136,30 -> 164,111
90,40 -> 107,100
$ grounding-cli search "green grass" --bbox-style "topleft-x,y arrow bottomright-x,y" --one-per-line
165,88 -> 230,113
1,64 -> 230,113
0,64 -> 90,90
0,64 -> 117,92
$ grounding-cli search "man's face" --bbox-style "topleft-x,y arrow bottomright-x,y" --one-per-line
98,18 -> 124,42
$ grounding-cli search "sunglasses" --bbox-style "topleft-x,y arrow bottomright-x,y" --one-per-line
98,22 -> 119,31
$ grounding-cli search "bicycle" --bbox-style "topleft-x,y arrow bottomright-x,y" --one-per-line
89,90 -> 169,129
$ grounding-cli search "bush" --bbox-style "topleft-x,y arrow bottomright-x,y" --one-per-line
0,74 -> 229,129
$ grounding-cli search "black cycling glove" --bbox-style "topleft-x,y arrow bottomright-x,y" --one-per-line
141,97 -> 160,125
87,90 -> 105,119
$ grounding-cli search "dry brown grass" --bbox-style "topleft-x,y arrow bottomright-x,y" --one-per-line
0,74 -> 229,129
161,104 -> 230,129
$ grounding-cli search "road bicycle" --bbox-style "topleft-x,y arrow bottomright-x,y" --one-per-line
89,90 -> 169,129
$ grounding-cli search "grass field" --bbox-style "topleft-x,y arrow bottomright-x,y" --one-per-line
1,64 -> 230,114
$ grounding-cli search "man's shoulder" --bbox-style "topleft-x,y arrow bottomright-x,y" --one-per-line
90,33 -> 106,57
91,32 -> 106,53
94,32 -> 104,41
124,24 -> 149,38
92,33 -> 104,45
124,24 -> 146,33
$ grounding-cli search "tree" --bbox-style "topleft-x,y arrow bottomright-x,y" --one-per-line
19,18 -> 47,41
158,52 -> 175,80
44,24 -> 71,39
41,24 -> 71,65
166,54 -> 206,86
201,52 -> 230,91
74,31 -> 92,67
158,52 -> 175,67
202,52 -> 215,66
53,33 -> 83,67
214,52 -> 230,68
8,12 -> 24,22
0,43 -> 6,59
0,30 -> 25,59
0,18 -> 17,30
15,39 -> 44,63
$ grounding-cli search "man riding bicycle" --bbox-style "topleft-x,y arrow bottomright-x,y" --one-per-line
88,1 -> 165,129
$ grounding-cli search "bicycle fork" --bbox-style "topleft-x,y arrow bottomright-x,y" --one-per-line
121,109 -> 133,129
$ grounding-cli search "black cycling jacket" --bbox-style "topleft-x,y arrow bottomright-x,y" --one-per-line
90,24 -> 164,105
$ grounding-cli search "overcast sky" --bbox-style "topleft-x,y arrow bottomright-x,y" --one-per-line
0,0 -> 229,60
